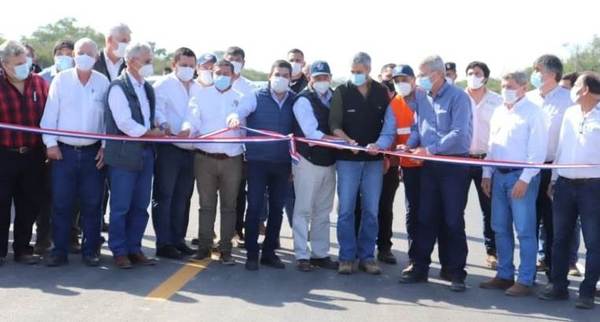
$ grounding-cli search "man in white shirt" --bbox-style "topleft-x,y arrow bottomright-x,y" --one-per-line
104,43 -> 165,269
464,61 -> 503,269
150,48 -> 199,260
527,54 -> 573,276
40,38 -> 109,267
93,23 -> 131,82
180,60 -> 245,265
538,72 -> 600,310
224,46 -> 256,97
480,71 -> 548,297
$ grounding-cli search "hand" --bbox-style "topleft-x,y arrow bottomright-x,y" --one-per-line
46,146 -> 63,160
396,144 -> 408,151
511,180 -> 529,199
144,128 -> 166,137
409,147 -> 428,165
547,181 -> 554,200
228,118 -> 241,129
366,143 -> 380,156
177,129 -> 191,138
481,178 -> 491,198
159,123 -> 172,136
95,148 -> 104,169
345,138 -> 359,154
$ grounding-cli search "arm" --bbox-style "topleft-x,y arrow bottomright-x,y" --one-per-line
231,92 -> 257,120
39,77 -> 60,148
181,95 -> 202,136
426,92 -> 472,155
107,85 -> 148,137
153,81 -> 168,129
329,87 -> 355,142
293,97 -> 324,140
374,105 -> 396,149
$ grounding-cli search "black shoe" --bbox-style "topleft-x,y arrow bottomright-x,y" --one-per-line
399,270 -> 428,284
260,255 -> 285,269
193,248 -> 211,260
14,254 -> 41,265
538,284 -> 569,301
176,244 -> 196,256
220,252 -> 235,265
310,257 -> 339,270
191,238 -> 199,246
156,246 -> 183,260
82,256 -> 101,267
45,254 -> 68,267
575,296 -> 595,309
450,279 -> 466,292
297,259 -> 314,272
245,259 -> 259,271
439,269 -> 452,282
377,250 -> 397,265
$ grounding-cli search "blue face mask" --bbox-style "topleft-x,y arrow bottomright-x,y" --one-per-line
54,55 -> 73,72
417,76 -> 433,92
530,72 -> 543,89
13,63 -> 30,81
214,75 -> 232,91
350,73 -> 367,86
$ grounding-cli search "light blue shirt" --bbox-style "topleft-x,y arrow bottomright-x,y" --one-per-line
375,105 -> 396,149
292,89 -> 332,140
407,82 -> 472,155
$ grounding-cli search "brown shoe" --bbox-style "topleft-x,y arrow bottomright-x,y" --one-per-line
486,255 -> 498,270
128,253 -> 157,266
479,277 -> 514,290
505,283 -> 532,297
114,256 -> 132,269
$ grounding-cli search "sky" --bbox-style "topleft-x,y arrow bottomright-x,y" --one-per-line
1,0 -> 598,80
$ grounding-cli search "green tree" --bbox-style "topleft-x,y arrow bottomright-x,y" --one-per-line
563,35 -> 600,73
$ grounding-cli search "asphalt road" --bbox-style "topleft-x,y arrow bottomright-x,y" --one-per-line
0,182 -> 597,322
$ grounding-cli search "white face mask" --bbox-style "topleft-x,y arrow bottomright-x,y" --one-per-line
113,42 -> 128,58
445,76 -> 455,85
291,62 -> 303,76
467,75 -> 485,89
74,54 -> 96,71
570,87 -> 581,104
230,61 -> 243,75
138,64 -> 154,78
502,88 -> 519,104
176,66 -> 194,82
394,82 -> 412,97
198,70 -> 213,85
313,81 -> 330,95
270,76 -> 290,94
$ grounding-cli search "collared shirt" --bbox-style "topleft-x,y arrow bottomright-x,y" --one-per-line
232,76 -> 256,97
270,89 -> 290,109
554,103 -> 600,179
39,65 -> 60,84
527,85 -> 572,161
107,72 -> 151,137
104,49 -> 124,81
466,88 -> 503,154
483,97 -> 548,183
40,69 -> 109,147
153,72 -> 200,150
181,86 -> 247,156
293,88 -> 332,140
0,70 -> 48,148
407,82 -> 472,155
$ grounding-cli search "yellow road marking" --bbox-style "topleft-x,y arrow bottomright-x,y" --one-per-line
145,258 -> 212,301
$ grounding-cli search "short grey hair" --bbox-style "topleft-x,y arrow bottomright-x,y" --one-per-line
420,55 -> 445,73
502,71 -> 529,86
108,23 -> 132,38
125,42 -> 153,61
0,40 -> 27,63
352,52 -> 371,68
74,38 -> 98,57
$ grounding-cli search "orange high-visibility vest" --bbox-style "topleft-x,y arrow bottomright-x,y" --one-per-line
389,95 -> 421,168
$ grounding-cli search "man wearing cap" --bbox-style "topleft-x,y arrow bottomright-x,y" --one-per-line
445,62 -> 457,85
195,53 -> 216,88
291,61 -> 338,272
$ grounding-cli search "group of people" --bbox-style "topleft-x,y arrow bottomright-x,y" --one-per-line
0,22 -> 599,310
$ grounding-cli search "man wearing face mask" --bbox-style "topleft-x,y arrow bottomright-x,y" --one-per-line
464,61 -> 503,269
479,71 -> 547,297
399,55 -> 472,291
94,23 -> 131,82
526,54 -> 572,277
39,38 -> 109,267
39,40 -> 75,84
228,60 -> 297,271
445,62 -> 457,85
105,42 -> 163,269
224,46 -> 255,97
290,60 -> 338,272
149,48 -> 200,260
180,60 -> 246,265
288,48 -> 308,93
195,53 -> 217,88
0,40 -> 49,265
538,72 -> 600,309
329,52 -> 395,275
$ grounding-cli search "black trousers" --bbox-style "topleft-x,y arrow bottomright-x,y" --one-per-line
537,168 -> 554,276
235,161 -> 248,235
402,166 -> 421,261
0,148 -> 45,258
469,165 -> 495,255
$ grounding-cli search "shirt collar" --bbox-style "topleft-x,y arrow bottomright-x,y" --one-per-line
103,49 -> 123,66
126,71 -> 145,88
270,89 -> 289,103
432,80 -> 450,98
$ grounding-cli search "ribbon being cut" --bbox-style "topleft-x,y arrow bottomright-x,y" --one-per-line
0,121 -> 598,170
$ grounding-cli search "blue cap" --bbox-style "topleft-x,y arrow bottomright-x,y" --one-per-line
198,53 -> 217,65
392,64 -> 415,78
310,60 -> 331,76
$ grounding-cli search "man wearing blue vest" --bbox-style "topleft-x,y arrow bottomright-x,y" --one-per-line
228,60 -> 296,271
105,43 -> 165,269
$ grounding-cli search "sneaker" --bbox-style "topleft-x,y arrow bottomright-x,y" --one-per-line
338,261 -> 354,275
480,277 -> 514,290
359,260 -> 381,275
537,284 -> 569,301
505,283 -> 532,297
486,254 -> 498,270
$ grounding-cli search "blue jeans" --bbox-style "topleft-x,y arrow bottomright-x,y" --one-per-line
51,144 -> 104,258
492,171 -> 540,286
245,161 -> 291,260
107,148 -> 154,257
551,177 -> 600,298
336,160 -> 383,262
151,144 -> 194,248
